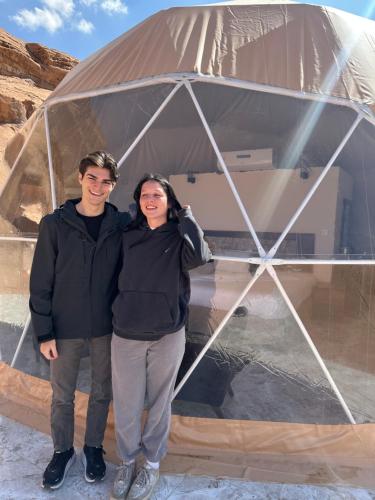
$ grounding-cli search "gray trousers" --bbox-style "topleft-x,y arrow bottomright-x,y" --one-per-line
111,328 -> 185,463
50,335 -> 112,451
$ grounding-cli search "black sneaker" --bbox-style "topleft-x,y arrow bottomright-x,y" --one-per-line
42,448 -> 75,489
82,444 -> 106,482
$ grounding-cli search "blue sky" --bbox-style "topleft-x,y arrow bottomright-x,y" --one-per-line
1,0 -> 374,60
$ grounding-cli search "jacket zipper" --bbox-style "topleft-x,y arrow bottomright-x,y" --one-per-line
61,214 -> 116,337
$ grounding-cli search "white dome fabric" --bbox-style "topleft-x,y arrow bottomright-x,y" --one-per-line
1,1 -> 375,488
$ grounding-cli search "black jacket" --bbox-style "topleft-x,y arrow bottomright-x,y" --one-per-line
112,207 -> 212,341
29,199 -> 131,342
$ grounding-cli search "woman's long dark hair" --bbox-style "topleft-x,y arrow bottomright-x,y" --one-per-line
131,173 -> 182,228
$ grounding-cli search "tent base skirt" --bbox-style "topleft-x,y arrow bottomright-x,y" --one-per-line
1,362 -> 375,489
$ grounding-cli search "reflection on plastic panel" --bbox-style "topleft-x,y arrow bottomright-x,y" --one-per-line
0,241 -> 34,364
276,121 -> 375,259
47,84 -> 175,205
278,264 -> 375,423
188,260 -> 255,344
191,82 -> 365,256
0,116 -> 51,237
174,268 -> 349,423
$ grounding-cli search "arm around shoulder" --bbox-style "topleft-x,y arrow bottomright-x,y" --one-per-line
178,207 -> 212,270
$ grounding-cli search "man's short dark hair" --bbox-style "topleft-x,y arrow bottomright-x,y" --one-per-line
79,151 -> 119,182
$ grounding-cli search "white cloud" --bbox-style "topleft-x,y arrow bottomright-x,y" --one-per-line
101,0 -> 128,15
11,0 -> 96,35
12,7 -> 63,34
42,0 -> 74,18
76,18 -> 94,34
11,0 -> 125,35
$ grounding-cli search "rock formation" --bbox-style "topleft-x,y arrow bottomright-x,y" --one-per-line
0,29 -> 78,186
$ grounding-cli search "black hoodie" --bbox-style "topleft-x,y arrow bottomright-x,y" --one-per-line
112,207 -> 211,341
29,199 -> 131,342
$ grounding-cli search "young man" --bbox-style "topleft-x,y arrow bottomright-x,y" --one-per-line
29,151 -> 130,489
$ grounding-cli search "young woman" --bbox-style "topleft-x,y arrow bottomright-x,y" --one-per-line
111,173 -> 211,500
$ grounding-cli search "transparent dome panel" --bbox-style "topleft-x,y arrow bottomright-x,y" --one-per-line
278,264 -> 375,423
276,120 -> 375,259
0,113 -> 51,237
173,267 -> 349,423
0,110 -> 42,177
0,240 -> 34,364
188,259 -> 258,356
110,84 -> 258,257
47,84 -> 175,204
191,82 -> 358,257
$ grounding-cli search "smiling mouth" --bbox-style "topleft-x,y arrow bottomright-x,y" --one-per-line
89,190 -> 103,197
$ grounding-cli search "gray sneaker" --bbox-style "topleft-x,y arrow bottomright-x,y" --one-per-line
127,466 -> 159,500
110,461 -> 136,499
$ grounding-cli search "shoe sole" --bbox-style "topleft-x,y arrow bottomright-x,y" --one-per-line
82,452 -> 106,483
42,453 -> 76,490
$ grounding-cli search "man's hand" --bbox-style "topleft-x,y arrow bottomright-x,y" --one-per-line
40,339 -> 58,360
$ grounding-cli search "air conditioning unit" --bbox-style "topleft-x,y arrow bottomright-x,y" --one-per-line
218,148 -> 273,172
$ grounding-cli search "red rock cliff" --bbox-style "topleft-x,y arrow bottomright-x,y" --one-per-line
0,29 -> 78,186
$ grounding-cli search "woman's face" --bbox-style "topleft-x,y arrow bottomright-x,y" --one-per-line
139,180 -> 169,228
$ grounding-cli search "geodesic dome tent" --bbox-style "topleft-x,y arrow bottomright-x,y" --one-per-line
1,0 -> 375,486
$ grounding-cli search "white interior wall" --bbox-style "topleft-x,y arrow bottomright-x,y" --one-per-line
171,167 -> 353,282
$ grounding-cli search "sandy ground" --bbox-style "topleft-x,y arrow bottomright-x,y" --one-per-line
1,415 -> 375,500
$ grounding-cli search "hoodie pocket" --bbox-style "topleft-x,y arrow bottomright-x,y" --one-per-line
113,290 -> 173,332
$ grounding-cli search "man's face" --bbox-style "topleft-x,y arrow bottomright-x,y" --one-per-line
79,165 -> 114,207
